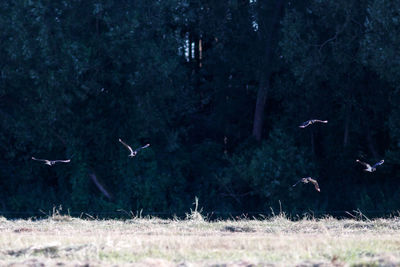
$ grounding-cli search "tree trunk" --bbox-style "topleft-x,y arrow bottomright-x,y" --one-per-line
366,126 -> 379,159
252,0 -> 285,141
311,130 -> 315,156
252,76 -> 269,141
343,102 -> 351,147
188,33 -> 193,61
194,34 -> 200,71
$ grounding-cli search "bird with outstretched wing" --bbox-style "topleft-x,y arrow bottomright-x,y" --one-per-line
293,177 -> 320,192
299,119 -> 328,128
356,159 -> 384,172
119,139 -> 150,157
32,157 -> 71,166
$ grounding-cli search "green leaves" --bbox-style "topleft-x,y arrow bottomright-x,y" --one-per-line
1,0 -> 400,217
362,1 -> 400,84
221,129 -> 316,210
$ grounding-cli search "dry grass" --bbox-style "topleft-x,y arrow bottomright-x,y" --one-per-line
1,213 -> 400,266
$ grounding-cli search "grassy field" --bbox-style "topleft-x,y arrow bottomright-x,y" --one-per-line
1,212 -> 400,266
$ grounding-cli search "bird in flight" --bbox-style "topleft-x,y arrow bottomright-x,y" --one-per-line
119,139 -> 150,157
299,119 -> 328,128
356,159 -> 384,172
292,177 -> 320,192
31,157 -> 71,166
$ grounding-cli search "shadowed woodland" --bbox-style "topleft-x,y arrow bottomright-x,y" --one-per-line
0,0 -> 399,218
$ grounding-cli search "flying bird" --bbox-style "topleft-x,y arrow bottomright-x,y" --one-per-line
119,138 -> 150,157
31,157 -> 71,166
356,159 -> 384,172
299,119 -> 328,128
292,177 -> 320,192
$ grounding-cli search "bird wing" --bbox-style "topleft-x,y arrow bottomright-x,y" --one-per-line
372,159 -> 384,168
119,139 -> 134,154
89,173 -> 112,200
53,159 -> 71,163
31,157 -> 49,163
356,159 -> 371,169
292,179 -> 303,187
133,143 -> 150,153
314,119 -> 328,124
299,120 -> 312,128
308,178 -> 320,192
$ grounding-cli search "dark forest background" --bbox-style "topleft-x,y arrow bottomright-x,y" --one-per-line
1,0 -> 399,218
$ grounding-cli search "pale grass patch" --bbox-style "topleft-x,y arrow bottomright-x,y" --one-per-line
0,214 -> 400,266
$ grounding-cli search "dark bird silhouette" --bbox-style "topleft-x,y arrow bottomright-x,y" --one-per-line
299,119 -> 328,128
293,177 -> 320,192
356,159 -> 384,172
32,157 -> 71,166
118,139 -> 150,157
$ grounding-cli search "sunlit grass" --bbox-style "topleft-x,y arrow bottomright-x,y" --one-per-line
1,212 -> 400,266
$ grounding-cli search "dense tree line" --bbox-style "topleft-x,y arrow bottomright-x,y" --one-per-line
0,0 -> 399,218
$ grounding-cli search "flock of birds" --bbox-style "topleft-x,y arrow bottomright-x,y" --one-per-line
31,139 -> 150,165
292,119 -> 385,193
31,119 -> 384,195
